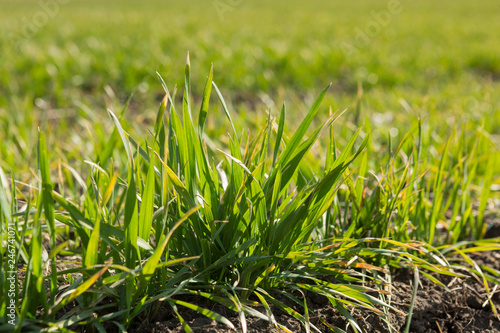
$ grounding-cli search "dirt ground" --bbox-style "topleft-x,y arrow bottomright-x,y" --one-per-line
131,248 -> 500,333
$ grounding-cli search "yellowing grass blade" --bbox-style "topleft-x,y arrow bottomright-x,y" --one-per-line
141,205 -> 201,282
51,267 -> 109,314
172,299 -> 236,330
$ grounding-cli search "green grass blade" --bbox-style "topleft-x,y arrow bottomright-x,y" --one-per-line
198,63 -> 213,136
138,150 -> 156,242
38,130 -> 57,306
272,102 -> 286,166
277,83 -> 330,167
213,82 -> 238,140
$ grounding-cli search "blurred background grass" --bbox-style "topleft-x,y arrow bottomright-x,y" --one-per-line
1,0 -> 499,175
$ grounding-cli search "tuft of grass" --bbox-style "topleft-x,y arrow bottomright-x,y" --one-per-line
0,59 -> 499,332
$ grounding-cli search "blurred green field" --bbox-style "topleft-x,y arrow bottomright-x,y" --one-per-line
1,1 -> 500,331
1,0 -> 500,172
